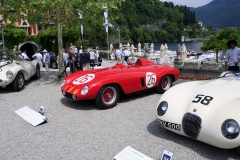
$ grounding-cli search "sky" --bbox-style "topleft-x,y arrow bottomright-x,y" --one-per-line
162,0 -> 213,8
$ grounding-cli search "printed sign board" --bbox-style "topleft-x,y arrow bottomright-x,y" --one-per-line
15,106 -> 47,127
114,146 -> 153,160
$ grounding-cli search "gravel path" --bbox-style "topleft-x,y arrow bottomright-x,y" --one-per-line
0,60 -> 238,160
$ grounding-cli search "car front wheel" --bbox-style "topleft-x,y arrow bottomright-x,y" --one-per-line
95,85 -> 120,109
52,61 -> 58,69
12,72 -> 25,91
156,75 -> 172,94
33,65 -> 40,79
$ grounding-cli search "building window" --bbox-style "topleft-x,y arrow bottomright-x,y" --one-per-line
21,21 -> 30,35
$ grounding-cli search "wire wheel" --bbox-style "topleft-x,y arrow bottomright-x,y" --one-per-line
161,76 -> 171,90
102,86 -> 117,104
95,84 -> 120,109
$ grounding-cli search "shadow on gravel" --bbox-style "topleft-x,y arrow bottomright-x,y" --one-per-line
147,119 -> 239,159
118,90 -> 157,104
60,90 -> 157,110
60,98 -> 98,110
0,71 -> 63,93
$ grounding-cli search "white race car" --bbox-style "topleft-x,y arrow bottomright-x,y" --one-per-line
0,59 -> 41,91
156,71 -> 240,154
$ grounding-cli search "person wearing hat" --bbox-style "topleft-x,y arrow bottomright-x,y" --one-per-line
224,39 -> 240,71
43,49 -> 50,72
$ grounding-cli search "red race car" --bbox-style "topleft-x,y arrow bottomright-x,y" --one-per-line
61,58 -> 180,109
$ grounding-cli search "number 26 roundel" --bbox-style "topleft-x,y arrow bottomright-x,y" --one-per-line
146,72 -> 157,88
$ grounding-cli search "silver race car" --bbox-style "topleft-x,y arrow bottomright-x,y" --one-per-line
0,59 -> 41,91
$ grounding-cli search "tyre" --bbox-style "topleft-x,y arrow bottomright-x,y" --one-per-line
33,65 -> 40,79
156,75 -> 172,94
51,61 -> 58,69
12,72 -> 25,91
95,85 -> 120,109
236,146 -> 240,154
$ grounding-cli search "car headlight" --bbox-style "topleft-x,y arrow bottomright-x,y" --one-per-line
6,71 -> 13,79
61,80 -> 66,87
81,85 -> 89,95
221,119 -> 240,139
157,101 -> 168,116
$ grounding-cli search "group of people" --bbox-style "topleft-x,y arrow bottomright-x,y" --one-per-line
19,49 -> 51,72
64,46 -> 100,73
110,47 -> 130,63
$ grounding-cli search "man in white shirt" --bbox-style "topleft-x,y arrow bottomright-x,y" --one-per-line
225,39 -> 240,71
74,46 -> 78,56
42,49 -> 50,72
32,50 -> 43,67
32,50 -> 42,61
19,50 -> 30,60
124,48 -> 130,62
62,49 -> 69,68
90,50 -> 96,69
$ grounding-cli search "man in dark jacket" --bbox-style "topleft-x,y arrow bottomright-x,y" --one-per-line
75,52 -> 83,71
82,50 -> 90,70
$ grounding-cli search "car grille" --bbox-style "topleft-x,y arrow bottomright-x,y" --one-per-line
182,113 -> 202,139
64,91 -> 73,99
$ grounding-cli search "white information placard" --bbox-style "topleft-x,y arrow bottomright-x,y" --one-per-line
114,146 -> 153,160
160,149 -> 173,160
15,106 -> 47,127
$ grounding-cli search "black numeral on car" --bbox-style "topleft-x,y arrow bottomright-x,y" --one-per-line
192,94 -> 213,106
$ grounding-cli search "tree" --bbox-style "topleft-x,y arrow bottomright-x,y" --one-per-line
2,24 -> 27,49
201,28 -> 240,62
2,0 -> 123,77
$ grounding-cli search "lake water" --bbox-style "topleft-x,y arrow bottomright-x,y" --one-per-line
134,41 -> 204,53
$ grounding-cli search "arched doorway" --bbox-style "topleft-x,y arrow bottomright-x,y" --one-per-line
19,41 -> 40,60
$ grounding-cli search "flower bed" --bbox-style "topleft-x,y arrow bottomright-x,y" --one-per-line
180,75 -> 216,80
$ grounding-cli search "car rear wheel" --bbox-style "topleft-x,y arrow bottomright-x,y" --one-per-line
95,85 -> 120,109
52,61 -> 58,69
156,75 -> 172,94
12,72 -> 25,91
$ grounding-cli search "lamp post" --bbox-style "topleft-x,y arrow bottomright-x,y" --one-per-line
78,12 -> 83,48
103,5 -> 109,59
0,19 -> 7,62
118,26 -> 120,45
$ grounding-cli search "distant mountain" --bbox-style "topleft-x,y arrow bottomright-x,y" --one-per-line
191,0 -> 240,29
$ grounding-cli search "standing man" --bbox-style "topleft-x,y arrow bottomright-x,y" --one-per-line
90,50 -> 96,69
95,47 -> 99,64
82,50 -> 90,70
115,48 -> 122,63
62,49 -> 69,68
124,48 -> 129,62
43,49 -> 50,72
85,48 -> 90,70
74,46 -> 78,56
68,47 -> 75,73
225,39 -> 240,71
19,50 -> 30,61
32,49 -> 43,67
121,48 -> 126,63
75,52 -> 83,71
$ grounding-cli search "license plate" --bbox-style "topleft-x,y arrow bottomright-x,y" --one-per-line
159,119 -> 181,131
